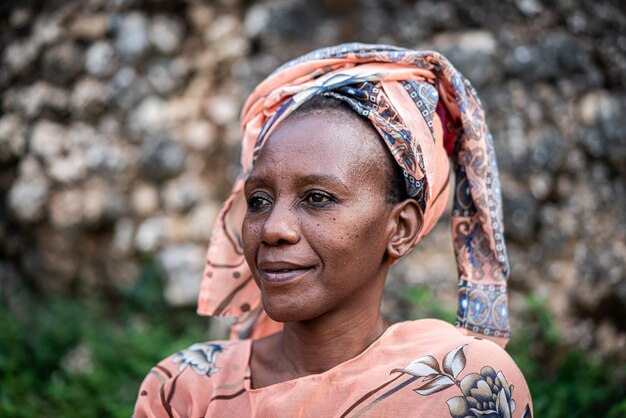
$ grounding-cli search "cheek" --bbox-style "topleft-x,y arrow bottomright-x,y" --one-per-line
312,210 -> 389,265
242,215 -> 262,266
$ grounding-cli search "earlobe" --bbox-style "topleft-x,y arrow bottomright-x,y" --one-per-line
386,199 -> 423,261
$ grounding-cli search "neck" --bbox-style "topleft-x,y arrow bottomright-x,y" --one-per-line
278,291 -> 388,376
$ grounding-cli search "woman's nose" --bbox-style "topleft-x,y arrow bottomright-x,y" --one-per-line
261,201 -> 299,246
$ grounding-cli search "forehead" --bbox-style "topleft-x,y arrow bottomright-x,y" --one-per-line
250,111 -> 388,184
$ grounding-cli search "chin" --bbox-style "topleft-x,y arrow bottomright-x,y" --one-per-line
262,295 -> 319,323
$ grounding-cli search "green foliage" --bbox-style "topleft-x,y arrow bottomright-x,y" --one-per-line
509,343 -> 626,418
523,293 -> 561,346
0,259 -> 209,418
401,285 -> 456,324
2,270 -> 625,417
506,294 -> 626,418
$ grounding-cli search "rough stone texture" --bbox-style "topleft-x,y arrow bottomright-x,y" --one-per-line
8,158 -> 50,223
0,0 -> 624,357
85,41 -> 117,78
0,114 -> 27,162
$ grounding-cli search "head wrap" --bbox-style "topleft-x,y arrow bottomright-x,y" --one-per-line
198,43 -> 511,347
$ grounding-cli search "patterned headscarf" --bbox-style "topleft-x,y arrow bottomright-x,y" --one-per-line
198,43 -> 511,347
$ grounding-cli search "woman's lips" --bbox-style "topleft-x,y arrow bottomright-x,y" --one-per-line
258,261 -> 315,285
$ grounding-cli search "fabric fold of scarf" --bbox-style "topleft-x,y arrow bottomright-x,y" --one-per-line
197,43 -> 511,347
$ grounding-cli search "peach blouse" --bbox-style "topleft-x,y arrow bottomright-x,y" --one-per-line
134,319 -> 532,417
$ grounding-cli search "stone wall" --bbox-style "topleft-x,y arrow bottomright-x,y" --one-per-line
1,0 -> 624,357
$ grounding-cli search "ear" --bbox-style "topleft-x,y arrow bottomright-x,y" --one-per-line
386,199 -> 423,262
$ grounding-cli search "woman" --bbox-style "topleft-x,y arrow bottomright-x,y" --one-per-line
134,43 -> 532,417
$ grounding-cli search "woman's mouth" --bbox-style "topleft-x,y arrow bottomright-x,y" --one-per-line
258,261 -> 316,285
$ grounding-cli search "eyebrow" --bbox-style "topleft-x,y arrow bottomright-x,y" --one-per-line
245,173 -> 350,192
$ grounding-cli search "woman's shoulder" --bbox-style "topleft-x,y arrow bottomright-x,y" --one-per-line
133,338 -> 251,417
396,319 -> 521,365
392,319 -> 527,383
385,319 -> 533,417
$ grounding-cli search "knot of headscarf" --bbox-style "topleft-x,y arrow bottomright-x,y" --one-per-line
198,43 -> 511,347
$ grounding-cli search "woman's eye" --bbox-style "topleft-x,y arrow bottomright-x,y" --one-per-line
247,195 -> 271,211
305,192 -> 332,205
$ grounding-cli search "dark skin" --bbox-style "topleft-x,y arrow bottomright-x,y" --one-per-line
242,108 -> 423,389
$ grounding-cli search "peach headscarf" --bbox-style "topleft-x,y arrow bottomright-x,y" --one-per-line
198,44 -> 511,347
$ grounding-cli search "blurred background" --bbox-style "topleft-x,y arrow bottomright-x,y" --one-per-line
0,0 -> 625,416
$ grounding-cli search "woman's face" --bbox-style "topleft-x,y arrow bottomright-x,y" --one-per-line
242,110 -> 396,322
